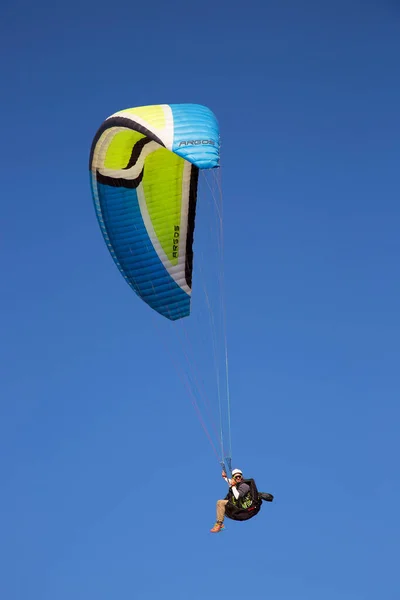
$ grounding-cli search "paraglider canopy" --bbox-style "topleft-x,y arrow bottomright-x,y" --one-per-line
89,103 -> 220,321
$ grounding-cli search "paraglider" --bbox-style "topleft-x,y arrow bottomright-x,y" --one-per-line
89,103 -> 274,530
210,468 -> 274,533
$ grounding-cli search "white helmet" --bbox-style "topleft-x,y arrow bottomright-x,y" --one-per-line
231,468 -> 243,476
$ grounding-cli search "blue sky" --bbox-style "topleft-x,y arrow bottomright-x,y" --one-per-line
1,0 -> 400,598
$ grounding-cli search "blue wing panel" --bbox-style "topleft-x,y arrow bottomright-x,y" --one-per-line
170,104 -> 220,169
91,175 -> 190,320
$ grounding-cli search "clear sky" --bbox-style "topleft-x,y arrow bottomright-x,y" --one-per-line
1,1 -> 399,599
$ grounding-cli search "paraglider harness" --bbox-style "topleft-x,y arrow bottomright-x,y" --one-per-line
224,478 -> 274,521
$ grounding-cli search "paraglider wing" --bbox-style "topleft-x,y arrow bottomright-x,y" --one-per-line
89,104 -> 220,320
